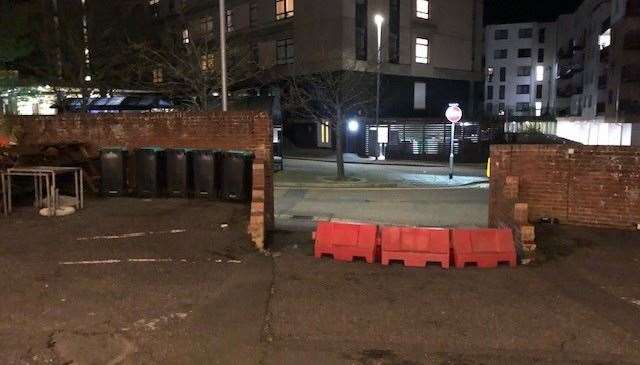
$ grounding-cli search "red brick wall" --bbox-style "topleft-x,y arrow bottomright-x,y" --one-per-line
490,145 -> 640,230
7,112 -> 274,249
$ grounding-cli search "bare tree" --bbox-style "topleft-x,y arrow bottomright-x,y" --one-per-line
284,60 -> 375,180
130,31 -> 261,111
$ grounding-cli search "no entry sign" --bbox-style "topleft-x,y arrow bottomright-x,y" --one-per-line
445,104 -> 463,123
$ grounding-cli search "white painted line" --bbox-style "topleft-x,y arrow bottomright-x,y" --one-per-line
128,258 -> 174,263
227,259 -> 242,264
60,259 -> 122,265
76,229 -> 187,241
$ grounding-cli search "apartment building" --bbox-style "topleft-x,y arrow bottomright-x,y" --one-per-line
151,0 -> 485,152
485,0 -> 640,145
484,22 -> 558,117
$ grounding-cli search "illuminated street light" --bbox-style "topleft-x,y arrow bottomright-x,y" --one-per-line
348,119 -> 359,133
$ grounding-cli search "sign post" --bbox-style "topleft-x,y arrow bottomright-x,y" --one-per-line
445,103 -> 463,180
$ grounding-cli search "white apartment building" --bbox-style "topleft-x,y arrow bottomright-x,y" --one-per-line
484,22 -> 558,117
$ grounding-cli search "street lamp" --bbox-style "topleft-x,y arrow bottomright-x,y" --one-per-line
374,14 -> 384,160
348,119 -> 359,133
219,0 -> 228,111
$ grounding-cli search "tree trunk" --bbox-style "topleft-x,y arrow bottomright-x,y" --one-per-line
335,110 -> 345,180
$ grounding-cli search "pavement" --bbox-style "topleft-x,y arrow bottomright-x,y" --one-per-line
275,157 -> 488,189
1,198 -> 640,364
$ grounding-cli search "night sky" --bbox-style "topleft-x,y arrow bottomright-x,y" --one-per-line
484,0 -> 584,25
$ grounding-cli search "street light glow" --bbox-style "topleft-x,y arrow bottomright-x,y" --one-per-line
348,120 -> 359,133
374,14 -> 384,26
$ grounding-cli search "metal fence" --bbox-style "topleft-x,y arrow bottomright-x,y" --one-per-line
364,121 -> 484,162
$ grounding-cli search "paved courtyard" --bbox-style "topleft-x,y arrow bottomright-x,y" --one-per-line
1,199 -> 639,364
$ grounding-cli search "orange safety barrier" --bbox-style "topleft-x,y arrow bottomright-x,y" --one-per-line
313,221 -> 378,263
451,228 -> 517,268
380,226 -> 450,268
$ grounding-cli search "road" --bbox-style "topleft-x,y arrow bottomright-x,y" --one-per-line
275,186 -> 489,230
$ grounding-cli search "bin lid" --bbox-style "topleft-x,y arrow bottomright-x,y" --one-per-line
101,147 -> 128,152
191,149 -> 221,154
137,147 -> 165,152
225,150 -> 254,158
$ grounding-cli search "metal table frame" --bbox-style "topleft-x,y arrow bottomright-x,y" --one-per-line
2,166 -> 83,217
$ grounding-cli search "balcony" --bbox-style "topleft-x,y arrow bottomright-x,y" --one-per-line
557,64 -> 584,80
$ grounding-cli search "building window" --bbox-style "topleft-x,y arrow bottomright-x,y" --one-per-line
535,101 -> 543,116
182,28 -> 190,44
499,85 -> 505,99
276,38 -> 294,64
416,0 -> 429,19
499,67 -> 506,82
152,68 -> 163,83
389,0 -> 400,63
494,29 -> 508,40
250,3 -> 258,27
516,85 -> 530,94
518,48 -> 531,58
494,49 -> 507,59
486,103 -> 493,113
226,9 -> 234,32
536,65 -> 544,81
498,102 -> 505,113
201,16 -> 213,35
487,67 -> 494,82
516,102 -> 530,112
538,28 -> 546,43
517,66 -> 531,77
200,53 -> 215,71
487,85 -> 494,100
149,0 -> 160,17
536,84 -> 543,99
355,0 -> 368,61
537,48 -> 544,62
414,82 -> 426,110
415,37 -> 429,64
275,0 -> 294,20
519,28 -> 533,38
318,121 -> 331,147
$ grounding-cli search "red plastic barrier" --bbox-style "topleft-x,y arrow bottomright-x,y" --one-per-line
313,221 -> 378,263
381,227 -> 450,268
451,229 -> 517,268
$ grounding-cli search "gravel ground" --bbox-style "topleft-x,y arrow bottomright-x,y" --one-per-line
1,199 -> 639,364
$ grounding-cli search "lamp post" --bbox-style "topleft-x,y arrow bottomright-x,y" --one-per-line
347,119 -> 359,154
219,0 -> 228,111
374,14 -> 384,160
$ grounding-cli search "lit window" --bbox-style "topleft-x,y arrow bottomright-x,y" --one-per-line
201,16 -> 214,35
226,9 -> 234,32
149,0 -> 159,17
152,68 -> 163,83
200,53 -> 215,71
599,28 -> 611,50
319,121 -> 330,146
182,28 -> 190,44
417,0 -> 429,19
275,0 -> 294,20
535,101 -> 543,116
536,65 -> 545,81
276,38 -> 294,64
415,37 -> 429,64
487,67 -> 494,82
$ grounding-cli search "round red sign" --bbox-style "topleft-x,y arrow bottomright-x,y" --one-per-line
445,105 -> 463,123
